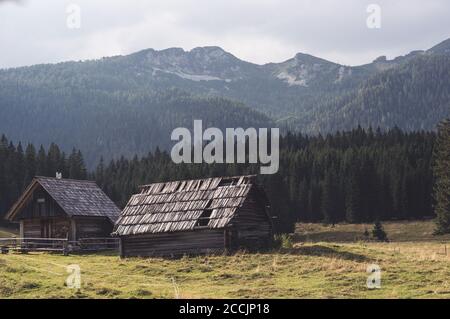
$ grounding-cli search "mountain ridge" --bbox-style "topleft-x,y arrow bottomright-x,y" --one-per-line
0,38 -> 449,166
4,38 -> 448,70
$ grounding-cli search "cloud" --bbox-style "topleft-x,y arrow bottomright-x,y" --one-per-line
0,0 -> 25,4
0,0 -> 449,68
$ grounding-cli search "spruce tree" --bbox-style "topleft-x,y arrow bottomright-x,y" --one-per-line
36,145 -> 47,176
346,170 -> 362,222
433,119 -> 450,234
321,170 -> 337,224
25,144 -> 37,182
47,143 -> 62,176
372,220 -> 388,242
68,149 -> 87,179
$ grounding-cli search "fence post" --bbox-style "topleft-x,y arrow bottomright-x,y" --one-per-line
119,238 -> 124,258
63,240 -> 68,256
20,239 -> 27,254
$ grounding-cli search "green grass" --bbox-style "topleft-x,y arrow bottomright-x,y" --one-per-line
1,221 -> 450,299
295,220 -> 450,242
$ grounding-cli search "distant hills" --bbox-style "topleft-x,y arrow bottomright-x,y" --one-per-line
294,54 -> 450,132
0,38 -> 449,166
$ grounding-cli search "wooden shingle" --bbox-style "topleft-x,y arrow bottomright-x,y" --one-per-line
6,176 -> 121,222
113,175 -> 257,236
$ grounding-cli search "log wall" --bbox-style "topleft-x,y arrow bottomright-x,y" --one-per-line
120,229 -> 225,257
21,217 -> 113,240
22,218 -> 71,239
229,189 -> 273,250
74,217 -> 114,239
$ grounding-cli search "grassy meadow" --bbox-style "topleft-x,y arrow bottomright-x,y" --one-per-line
1,221 -> 450,299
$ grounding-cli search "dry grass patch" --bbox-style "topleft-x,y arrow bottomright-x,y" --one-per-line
1,221 -> 449,299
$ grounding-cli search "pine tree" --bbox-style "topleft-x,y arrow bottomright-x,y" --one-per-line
36,145 -> 47,176
0,136 -> 9,217
321,170 -> 337,224
47,143 -> 62,176
25,144 -> 37,182
96,156 -> 105,186
433,119 -> 450,234
14,142 -> 25,191
346,170 -> 362,222
68,149 -> 87,179
372,220 -> 388,241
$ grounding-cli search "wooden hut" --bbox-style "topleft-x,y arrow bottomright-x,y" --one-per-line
5,176 -> 121,240
113,175 -> 273,257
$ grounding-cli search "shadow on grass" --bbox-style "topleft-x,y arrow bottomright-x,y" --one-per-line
69,250 -> 119,257
283,245 -> 371,262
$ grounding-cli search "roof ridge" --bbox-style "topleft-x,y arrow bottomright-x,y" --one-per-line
138,174 -> 257,189
35,176 -> 97,183
6,176 -> 121,223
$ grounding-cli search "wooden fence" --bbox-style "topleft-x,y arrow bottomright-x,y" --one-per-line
77,237 -> 120,252
0,237 -> 119,255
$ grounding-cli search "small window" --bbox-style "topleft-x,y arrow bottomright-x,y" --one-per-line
37,198 -> 45,203
196,209 -> 213,227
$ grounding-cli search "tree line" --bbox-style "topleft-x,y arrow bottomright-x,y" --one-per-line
2,126 -> 449,234
0,135 -> 87,222
93,127 -> 436,232
0,87 -> 272,168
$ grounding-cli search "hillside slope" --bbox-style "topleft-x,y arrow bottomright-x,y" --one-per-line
0,39 -> 449,164
298,55 -> 450,133
0,89 -> 272,166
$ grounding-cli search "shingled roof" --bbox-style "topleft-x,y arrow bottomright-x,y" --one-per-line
113,175 -> 262,236
6,176 -> 121,222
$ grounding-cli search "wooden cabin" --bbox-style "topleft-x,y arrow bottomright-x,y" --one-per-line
5,176 -> 121,240
113,175 -> 273,257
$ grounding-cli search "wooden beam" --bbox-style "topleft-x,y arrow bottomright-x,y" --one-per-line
19,220 -> 24,244
5,179 -> 39,221
70,219 -> 77,241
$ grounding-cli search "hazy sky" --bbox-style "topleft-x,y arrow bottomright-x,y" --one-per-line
0,0 -> 449,68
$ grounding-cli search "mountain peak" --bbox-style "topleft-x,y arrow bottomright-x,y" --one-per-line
428,38 -> 450,54
132,46 -> 239,63
159,47 -> 185,54
191,46 -> 226,53
294,52 -> 315,59
291,52 -> 336,66
189,46 -> 236,60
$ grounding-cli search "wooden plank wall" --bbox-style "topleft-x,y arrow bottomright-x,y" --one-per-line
52,218 -> 71,238
121,229 -> 225,257
22,219 -> 41,238
74,218 -> 113,239
17,186 -> 65,219
230,189 -> 272,250
23,218 -> 70,238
